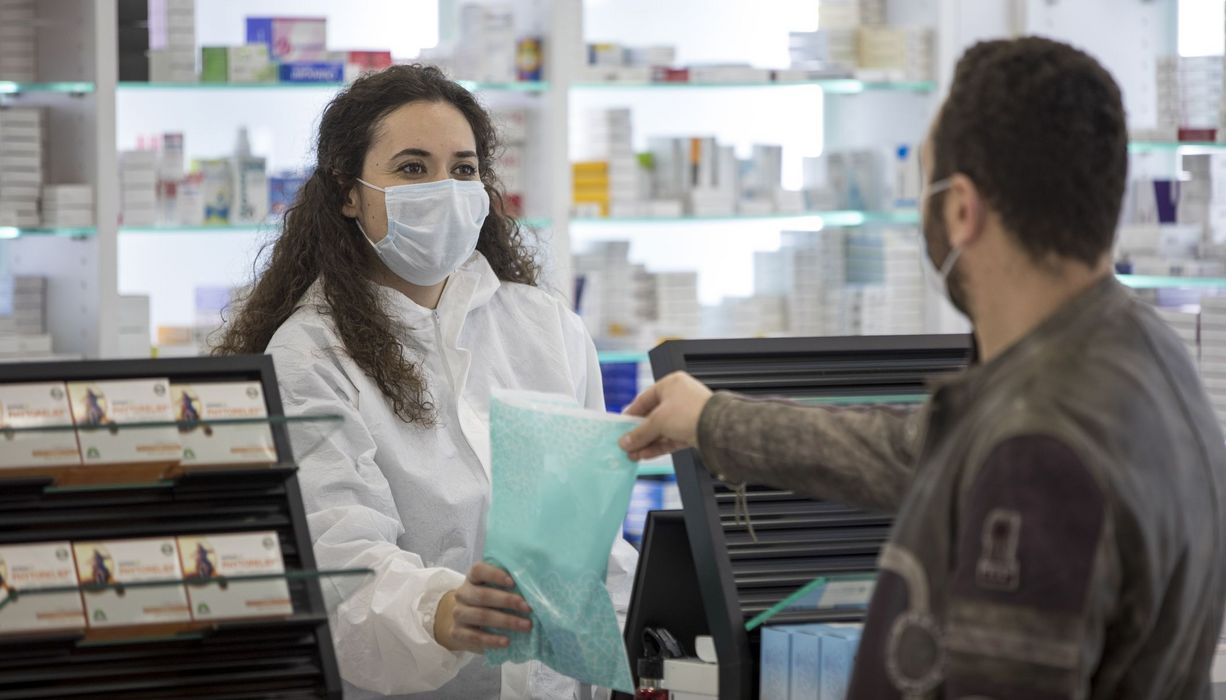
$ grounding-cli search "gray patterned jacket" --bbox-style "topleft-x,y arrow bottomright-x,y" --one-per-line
697,277 -> 1226,699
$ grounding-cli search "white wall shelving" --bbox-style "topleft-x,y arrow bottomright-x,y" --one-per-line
0,0 -> 1203,358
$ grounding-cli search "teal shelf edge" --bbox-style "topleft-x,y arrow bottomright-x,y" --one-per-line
118,80 -> 549,93
1116,274 -> 1226,289
0,226 -> 96,239
598,351 -> 649,364
0,81 -> 94,94
636,461 -> 674,477
572,79 -> 935,94
573,210 -> 920,226
1129,140 -> 1226,153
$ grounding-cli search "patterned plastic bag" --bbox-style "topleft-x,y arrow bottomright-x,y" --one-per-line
483,390 -> 638,693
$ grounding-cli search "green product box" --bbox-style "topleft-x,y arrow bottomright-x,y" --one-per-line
201,46 -> 228,83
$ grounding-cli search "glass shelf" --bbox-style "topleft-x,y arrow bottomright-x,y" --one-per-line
572,210 -> 920,226
0,81 -> 94,95
0,413 -> 342,436
118,80 -> 549,93
119,223 -> 279,234
597,351 -> 649,364
0,567 -> 374,612
745,573 -> 877,631
572,79 -> 935,94
1129,140 -> 1226,153
636,460 -> 674,477
121,217 -> 552,234
1116,274 -> 1226,289
0,226 -> 96,239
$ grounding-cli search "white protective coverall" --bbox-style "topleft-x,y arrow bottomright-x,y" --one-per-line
267,251 -> 639,699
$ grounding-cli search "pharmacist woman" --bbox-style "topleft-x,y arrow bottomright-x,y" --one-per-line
215,64 -> 637,699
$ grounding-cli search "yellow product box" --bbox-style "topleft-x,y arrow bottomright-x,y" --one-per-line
0,541 -> 86,634
74,537 -> 190,627
0,382 -> 82,469
171,382 -> 277,466
67,379 -> 181,465
179,532 -> 293,621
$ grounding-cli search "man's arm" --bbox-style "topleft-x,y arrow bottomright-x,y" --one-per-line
619,372 -> 924,514
696,392 -> 924,513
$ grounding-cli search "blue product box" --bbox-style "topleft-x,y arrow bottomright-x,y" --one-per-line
269,171 -> 307,216
790,625 -> 824,700
760,625 -> 804,700
815,624 -> 862,700
278,62 -> 344,83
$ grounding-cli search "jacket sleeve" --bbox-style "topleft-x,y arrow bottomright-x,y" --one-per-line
941,434 -> 1116,699
269,343 -> 474,696
696,392 -> 925,513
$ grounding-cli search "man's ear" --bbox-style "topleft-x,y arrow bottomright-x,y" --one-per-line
945,173 -> 986,250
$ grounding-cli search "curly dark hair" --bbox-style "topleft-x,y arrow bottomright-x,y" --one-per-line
931,37 -> 1128,266
213,64 -> 539,424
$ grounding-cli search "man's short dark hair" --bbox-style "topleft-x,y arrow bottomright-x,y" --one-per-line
932,37 -> 1127,266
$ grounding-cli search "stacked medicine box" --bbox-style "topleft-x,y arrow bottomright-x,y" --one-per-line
592,109 -> 641,218
653,272 -> 702,340
846,229 -> 926,336
148,0 -> 197,83
1199,297 -> 1226,432
0,276 -> 51,358
760,623 -> 863,700
0,0 -> 36,82
120,150 -> 158,226
41,185 -> 94,229
0,108 -> 44,228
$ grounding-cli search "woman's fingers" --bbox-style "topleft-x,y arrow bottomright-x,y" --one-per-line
451,625 -> 510,650
454,604 -> 532,633
468,562 -> 515,588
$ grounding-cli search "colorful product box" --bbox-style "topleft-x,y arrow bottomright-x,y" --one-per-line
0,382 -> 82,469
245,17 -> 327,63
329,49 -> 392,83
0,541 -> 86,634
278,61 -> 344,83
171,382 -> 276,466
74,537 -> 191,627
178,532 -> 292,620
269,171 -> 307,215
67,379 -> 181,465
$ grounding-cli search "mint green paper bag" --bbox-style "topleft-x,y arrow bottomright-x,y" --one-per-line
483,390 -> 638,693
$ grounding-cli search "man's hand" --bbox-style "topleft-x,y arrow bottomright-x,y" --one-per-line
434,562 -> 532,653
619,371 -> 714,461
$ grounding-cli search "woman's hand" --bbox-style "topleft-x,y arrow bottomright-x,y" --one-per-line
619,371 -> 714,461
434,562 -> 533,653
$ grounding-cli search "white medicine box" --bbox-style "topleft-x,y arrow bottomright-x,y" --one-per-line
171,382 -> 277,466
74,537 -> 190,627
0,541 -> 86,634
178,532 -> 293,621
67,379 -> 181,465
0,382 -> 82,469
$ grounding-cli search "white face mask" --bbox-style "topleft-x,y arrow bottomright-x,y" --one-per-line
919,177 -> 962,303
355,177 -> 490,286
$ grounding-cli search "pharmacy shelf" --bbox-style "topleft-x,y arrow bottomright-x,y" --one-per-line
572,210 -> 920,226
0,226 -> 96,239
1129,140 -> 1226,153
1116,274 -> 1226,289
120,217 -> 553,234
117,80 -> 550,93
571,79 -> 936,94
0,413 -> 343,436
0,81 -> 95,95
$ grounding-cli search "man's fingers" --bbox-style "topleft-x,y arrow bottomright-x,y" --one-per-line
622,382 -> 661,418
620,419 -> 663,454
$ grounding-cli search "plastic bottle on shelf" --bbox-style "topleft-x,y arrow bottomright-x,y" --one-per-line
231,127 -> 269,225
